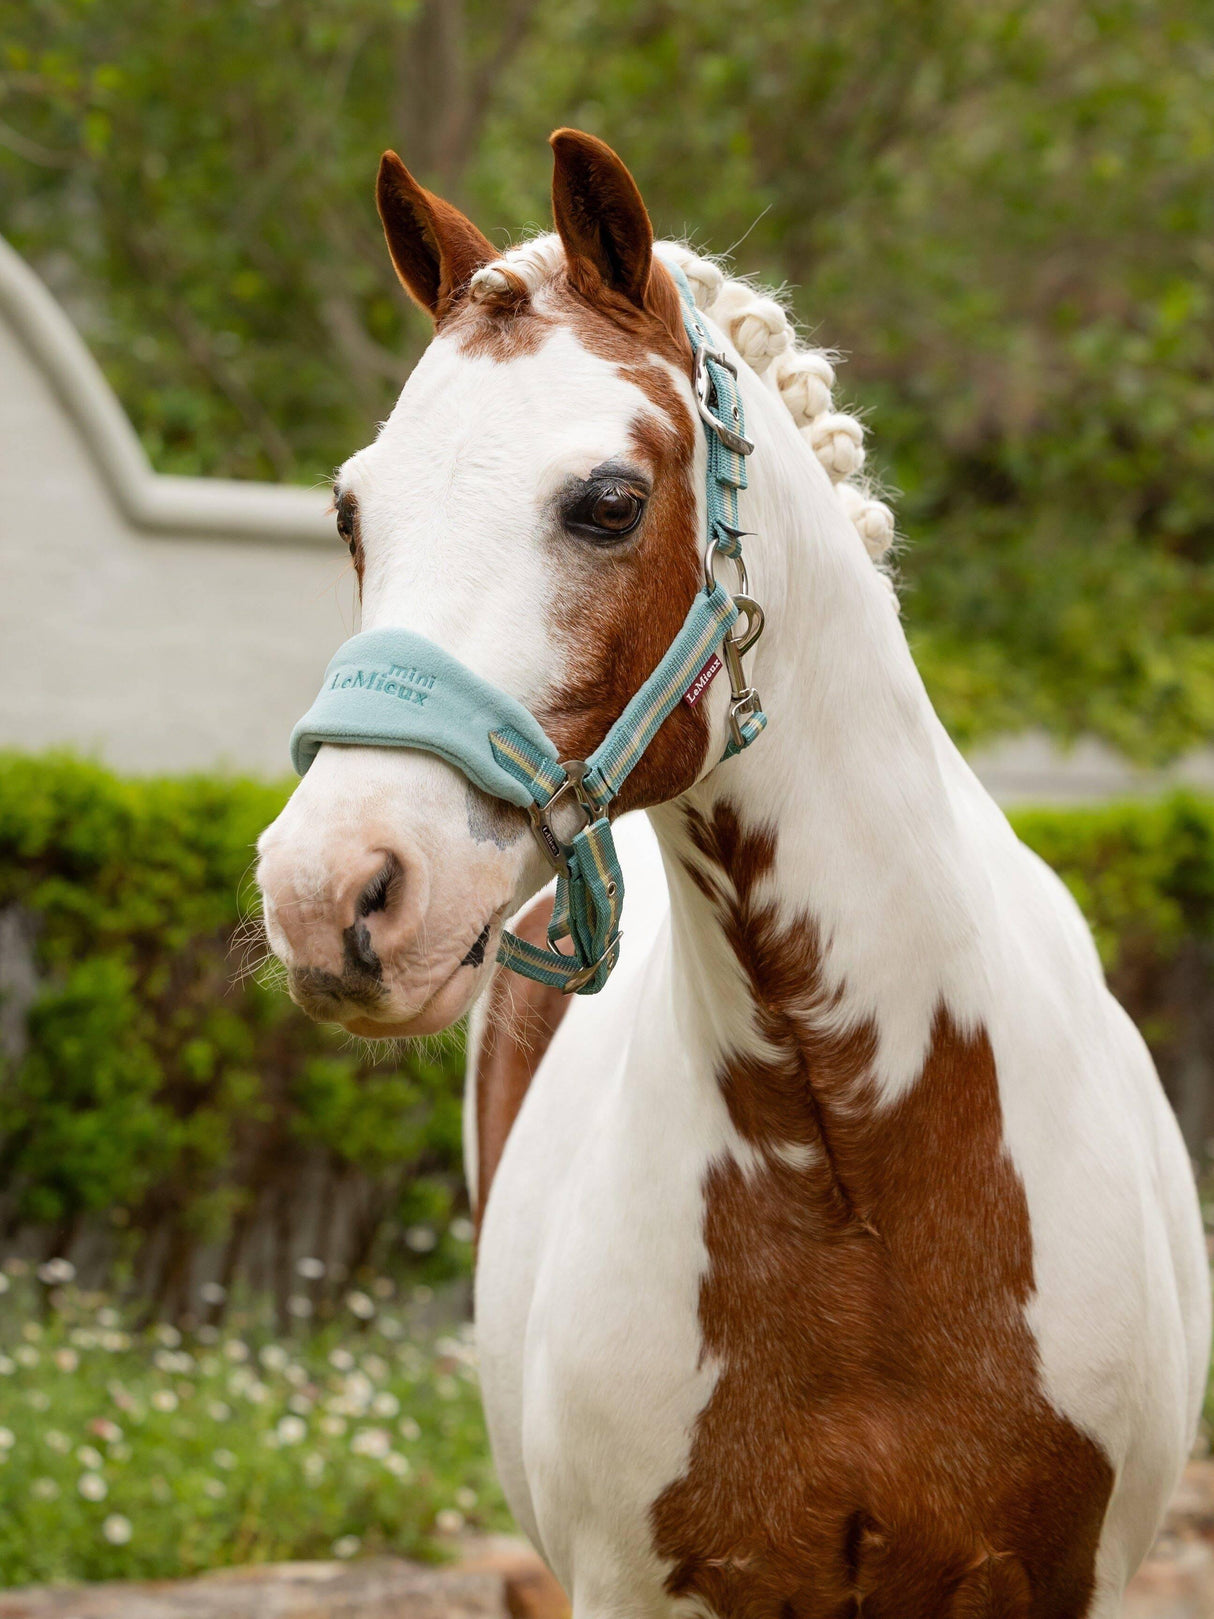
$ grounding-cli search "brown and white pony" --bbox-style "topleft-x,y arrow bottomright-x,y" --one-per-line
257,131 -> 1209,1618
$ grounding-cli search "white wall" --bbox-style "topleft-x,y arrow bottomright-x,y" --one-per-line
0,235 -> 354,779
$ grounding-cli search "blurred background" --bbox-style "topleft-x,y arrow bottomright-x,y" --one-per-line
0,0 -> 1212,1600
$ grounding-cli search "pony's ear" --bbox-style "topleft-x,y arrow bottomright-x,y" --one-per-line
550,129 -> 654,310
376,151 -> 495,322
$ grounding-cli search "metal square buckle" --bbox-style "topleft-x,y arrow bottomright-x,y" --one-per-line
527,760 -> 596,871
561,932 -> 623,994
693,345 -> 754,457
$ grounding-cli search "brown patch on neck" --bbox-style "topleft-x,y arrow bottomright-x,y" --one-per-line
651,802 -> 1113,1619
473,889 -> 569,1241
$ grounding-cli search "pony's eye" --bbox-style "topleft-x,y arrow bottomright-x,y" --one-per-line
565,481 -> 646,542
591,487 -> 642,532
335,492 -> 359,554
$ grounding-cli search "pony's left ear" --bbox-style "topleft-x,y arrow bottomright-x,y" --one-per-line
550,129 -> 655,310
376,151 -> 495,322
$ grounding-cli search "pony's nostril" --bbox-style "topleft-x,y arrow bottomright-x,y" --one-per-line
356,854 -> 399,920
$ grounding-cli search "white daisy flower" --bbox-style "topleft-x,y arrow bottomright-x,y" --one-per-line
102,1514 -> 132,1545
350,1426 -> 391,1459
37,1258 -> 76,1285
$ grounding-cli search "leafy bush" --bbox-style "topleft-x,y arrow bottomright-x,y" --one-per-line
1,753 -> 1212,1316
1011,794 -> 1214,971
1011,794 -> 1214,1148
0,753 -> 468,1319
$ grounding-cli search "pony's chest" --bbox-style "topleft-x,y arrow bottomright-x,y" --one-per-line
475,1000 -> 736,1590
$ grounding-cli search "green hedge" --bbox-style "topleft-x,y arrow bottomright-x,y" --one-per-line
0,754 -> 467,1320
0,753 -> 1211,1315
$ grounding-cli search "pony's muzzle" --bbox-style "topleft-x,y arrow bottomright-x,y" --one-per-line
257,840 -> 428,1023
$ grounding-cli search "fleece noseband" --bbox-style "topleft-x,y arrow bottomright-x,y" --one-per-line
289,269 -> 767,995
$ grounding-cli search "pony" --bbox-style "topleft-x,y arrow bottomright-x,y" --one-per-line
256,129 -> 1209,1618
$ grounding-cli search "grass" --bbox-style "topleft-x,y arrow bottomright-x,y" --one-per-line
0,1259 -> 510,1588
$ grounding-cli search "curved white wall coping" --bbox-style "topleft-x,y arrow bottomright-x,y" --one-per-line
0,234 -> 332,547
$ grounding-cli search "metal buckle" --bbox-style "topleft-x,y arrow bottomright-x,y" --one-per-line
561,933 -> 623,994
693,345 -> 754,457
526,760 -> 596,872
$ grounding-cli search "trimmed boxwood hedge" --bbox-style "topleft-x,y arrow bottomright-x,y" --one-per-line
0,752 -> 1210,1315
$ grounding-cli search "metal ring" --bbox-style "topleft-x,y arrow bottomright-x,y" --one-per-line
704,539 -> 749,595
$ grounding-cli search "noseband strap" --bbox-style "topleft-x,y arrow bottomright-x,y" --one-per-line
289,271 -> 767,995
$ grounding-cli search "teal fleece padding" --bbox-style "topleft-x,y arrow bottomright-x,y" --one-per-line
289,628 -> 558,809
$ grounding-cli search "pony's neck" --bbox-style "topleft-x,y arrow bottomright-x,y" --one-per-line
648,374 -> 986,1099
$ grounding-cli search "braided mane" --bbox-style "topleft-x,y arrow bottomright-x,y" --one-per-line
468,236 -> 897,580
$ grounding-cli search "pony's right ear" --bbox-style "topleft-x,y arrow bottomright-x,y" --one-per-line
376,152 -> 495,322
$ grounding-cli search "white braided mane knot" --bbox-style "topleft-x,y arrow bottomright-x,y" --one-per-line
469,234 -> 899,576
658,243 -> 897,575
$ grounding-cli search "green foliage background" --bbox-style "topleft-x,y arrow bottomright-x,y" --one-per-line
3,0 -> 1213,760
0,754 -> 1211,1311
0,755 -> 469,1319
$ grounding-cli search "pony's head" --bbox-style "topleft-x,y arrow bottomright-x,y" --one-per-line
256,130 -> 894,1037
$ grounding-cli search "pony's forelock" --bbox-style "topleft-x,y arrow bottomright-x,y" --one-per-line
467,234 -> 898,588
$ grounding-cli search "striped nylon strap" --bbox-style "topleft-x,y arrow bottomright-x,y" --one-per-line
489,578 -> 741,992
288,272 -> 767,996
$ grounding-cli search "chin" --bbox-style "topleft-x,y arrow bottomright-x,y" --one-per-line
340,959 -> 488,1039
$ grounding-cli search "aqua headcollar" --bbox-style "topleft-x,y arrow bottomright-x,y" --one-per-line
290,269 -> 767,995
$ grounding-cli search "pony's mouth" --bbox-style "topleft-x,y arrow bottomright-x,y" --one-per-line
328,911 -> 502,1039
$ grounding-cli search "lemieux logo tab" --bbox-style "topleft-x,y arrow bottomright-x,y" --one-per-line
683,652 -> 723,708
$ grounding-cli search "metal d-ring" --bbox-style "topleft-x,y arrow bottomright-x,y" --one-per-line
705,539 -> 749,596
